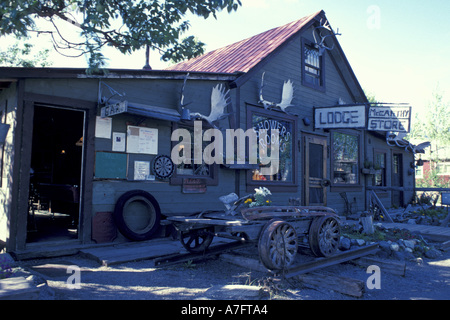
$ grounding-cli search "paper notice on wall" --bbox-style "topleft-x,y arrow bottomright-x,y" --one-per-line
134,161 -> 150,180
126,126 -> 158,154
112,132 -> 126,152
95,116 -> 112,139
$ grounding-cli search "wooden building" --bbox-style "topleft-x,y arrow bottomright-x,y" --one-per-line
0,11 -> 417,256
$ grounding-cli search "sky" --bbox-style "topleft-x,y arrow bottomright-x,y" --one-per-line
2,0 -> 450,120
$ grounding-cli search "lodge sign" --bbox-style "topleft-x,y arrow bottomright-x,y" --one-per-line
101,100 -> 128,117
367,106 -> 411,133
314,105 -> 366,129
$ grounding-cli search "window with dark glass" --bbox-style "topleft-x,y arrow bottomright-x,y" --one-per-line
332,132 -> 359,185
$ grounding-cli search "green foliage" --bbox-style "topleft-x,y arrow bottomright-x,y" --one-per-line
0,38 -> 52,67
0,0 -> 242,71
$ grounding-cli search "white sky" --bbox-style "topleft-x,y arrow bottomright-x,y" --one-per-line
2,0 -> 449,120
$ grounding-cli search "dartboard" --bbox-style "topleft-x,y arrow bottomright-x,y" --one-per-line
152,155 -> 175,180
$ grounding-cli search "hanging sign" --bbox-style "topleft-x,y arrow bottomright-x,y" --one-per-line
367,106 -> 411,132
314,105 -> 366,129
101,100 -> 128,117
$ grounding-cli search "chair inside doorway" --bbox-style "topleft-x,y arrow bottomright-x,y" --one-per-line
27,105 -> 84,243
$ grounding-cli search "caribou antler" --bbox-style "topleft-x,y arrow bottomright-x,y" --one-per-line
313,19 -> 341,56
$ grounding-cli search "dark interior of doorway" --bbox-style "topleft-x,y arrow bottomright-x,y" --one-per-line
27,105 -> 84,243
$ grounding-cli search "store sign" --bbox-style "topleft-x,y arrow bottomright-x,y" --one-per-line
314,105 -> 366,129
367,106 -> 411,133
101,100 -> 128,117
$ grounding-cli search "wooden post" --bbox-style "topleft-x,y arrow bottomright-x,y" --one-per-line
360,212 -> 374,235
369,190 -> 393,222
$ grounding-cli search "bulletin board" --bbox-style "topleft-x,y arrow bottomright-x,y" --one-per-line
95,151 -> 128,179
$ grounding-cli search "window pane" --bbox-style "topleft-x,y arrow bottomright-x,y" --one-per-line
251,115 -> 293,182
332,132 -> 359,184
176,126 -> 211,177
309,143 -> 323,178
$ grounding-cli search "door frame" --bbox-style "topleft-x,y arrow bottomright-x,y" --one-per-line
303,133 -> 328,206
15,93 -> 96,250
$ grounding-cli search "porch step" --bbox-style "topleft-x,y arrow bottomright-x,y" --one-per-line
381,222 -> 450,242
79,238 -> 186,267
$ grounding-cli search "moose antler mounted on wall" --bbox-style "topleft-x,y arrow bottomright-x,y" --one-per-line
313,18 -> 342,56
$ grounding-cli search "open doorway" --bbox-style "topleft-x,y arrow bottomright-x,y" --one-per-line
27,105 -> 85,243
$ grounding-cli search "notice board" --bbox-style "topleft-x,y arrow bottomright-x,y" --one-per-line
95,152 -> 128,179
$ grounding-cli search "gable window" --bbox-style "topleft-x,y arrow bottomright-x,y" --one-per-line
331,131 -> 360,187
302,39 -> 324,90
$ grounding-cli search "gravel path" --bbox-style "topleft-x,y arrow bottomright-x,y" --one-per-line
17,244 -> 450,301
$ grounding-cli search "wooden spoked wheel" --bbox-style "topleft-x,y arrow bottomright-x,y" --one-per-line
180,227 -> 215,253
308,215 -> 340,257
258,220 -> 298,270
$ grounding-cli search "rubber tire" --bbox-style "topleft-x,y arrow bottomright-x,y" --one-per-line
113,190 -> 161,241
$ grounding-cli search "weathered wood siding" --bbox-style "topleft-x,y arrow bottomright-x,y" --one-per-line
0,83 -> 18,250
237,26 -> 365,214
25,77 -> 238,217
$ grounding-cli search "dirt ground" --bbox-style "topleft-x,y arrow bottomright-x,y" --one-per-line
16,242 -> 450,302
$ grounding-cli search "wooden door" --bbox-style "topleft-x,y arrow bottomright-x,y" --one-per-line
304,134 -> 328,206
392,153 -> 404,207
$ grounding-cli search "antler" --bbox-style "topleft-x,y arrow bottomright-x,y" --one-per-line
313,19 -> 341,55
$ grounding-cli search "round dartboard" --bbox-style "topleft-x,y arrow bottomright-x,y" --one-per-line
152,155 -> 175,180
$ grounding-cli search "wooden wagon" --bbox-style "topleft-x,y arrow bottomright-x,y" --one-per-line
167,202 -> 341,271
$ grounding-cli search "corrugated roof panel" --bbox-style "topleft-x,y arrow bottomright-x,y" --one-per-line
166,11 -> 322,74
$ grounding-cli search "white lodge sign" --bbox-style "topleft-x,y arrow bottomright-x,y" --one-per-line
314,105 -> 366,129
314,105 -> 411,133
367,106 -> 411,133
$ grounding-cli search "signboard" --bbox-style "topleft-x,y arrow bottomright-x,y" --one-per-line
367,106 -> 411,133
101,100 -> 128,117
314,105 -> 366,129
182,178 -> 207,194
442,193 -> 450,206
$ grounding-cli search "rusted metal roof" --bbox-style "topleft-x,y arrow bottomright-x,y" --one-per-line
166,11 -> 323,74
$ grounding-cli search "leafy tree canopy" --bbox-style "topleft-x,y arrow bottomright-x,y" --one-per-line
0,38 -> 53,67
0,0 -> 242,72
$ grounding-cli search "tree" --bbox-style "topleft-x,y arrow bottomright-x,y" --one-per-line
0,0 -> 242,72
0,38 -> 53,67
408,89 -> 450,187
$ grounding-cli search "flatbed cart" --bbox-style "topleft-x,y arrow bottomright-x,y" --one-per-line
167,201 -> 341,271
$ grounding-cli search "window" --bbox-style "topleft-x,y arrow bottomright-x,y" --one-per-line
170,123 -> 218,186
302,39 -> 324,90
332,131 -> 360,186
247,106 -> 297,190
437,162 -> 450,175
374,151 -> 386,186
415,165 -> 423,178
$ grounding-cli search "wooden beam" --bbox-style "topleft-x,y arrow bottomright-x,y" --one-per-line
351,256 -> 406,276
295,271 -> 365,298
368,190 -> 393,222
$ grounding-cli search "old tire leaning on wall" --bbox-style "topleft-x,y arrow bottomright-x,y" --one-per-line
113,190 -> 161,241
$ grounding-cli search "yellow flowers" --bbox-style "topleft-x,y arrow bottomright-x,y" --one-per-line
244,198 -> 253,204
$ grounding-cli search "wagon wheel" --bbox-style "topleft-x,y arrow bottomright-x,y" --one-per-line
180,227 -> 215,253
258,219 -> 298,270
308,215 -> 340,257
